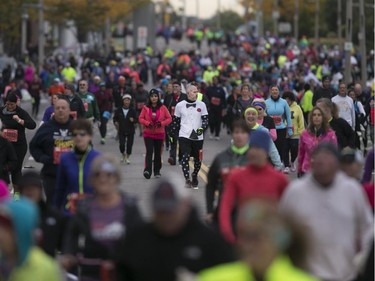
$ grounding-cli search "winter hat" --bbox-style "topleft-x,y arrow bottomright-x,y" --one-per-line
149,88 -> 159,96
122,94 -> 132,100
99,82 -> 106,87
252,98 -> 266,110
0,180 -> 10,202
249,129 -> 270,153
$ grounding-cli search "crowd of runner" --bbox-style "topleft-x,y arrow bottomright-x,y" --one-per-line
0,33 -> 373,281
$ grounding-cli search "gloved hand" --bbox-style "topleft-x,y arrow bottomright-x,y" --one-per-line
146,123 -> 153,129
169,136 -> 174,144
155,121 -> 161,128
287,128 -> 293,137
196,127 -> 204,136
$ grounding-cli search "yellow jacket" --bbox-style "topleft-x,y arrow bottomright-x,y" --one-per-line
289,101 -> 305,138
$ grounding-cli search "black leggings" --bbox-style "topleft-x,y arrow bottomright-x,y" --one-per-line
179,137 -> 203,180
119,133 -> 134,155
284,138 -> 299,167
144,137 -> 163,175
11,142 -> 27,186
274,128 -> 287,163
209,110 -> 222,137
99,115 -> 108,138
32,96 -> 40,117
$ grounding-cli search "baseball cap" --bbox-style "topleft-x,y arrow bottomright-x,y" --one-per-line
122,94 -> 132,100
152,178 -> 189,211
149,88 -> 159,96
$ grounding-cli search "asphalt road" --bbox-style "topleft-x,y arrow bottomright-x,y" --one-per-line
21,96 -> 234,218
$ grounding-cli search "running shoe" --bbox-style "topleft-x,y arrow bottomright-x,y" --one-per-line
215,136 -> 220,141
168,157 -> 176,166
100,138 -> 105,145
121,153 -> 126,163
185,179 -> 192,188
143,171 -> 151,179
290,162 -> 296,173
283,167 -> 290,174
155,173 -> 161,178
125,155 -> 130,164
191,174 -> 199,189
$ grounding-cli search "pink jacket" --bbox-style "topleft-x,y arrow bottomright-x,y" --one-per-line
298,129 -> 337,173
138,105 -> 172,139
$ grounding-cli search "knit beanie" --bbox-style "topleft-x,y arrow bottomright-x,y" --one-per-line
249,129 -> 270,153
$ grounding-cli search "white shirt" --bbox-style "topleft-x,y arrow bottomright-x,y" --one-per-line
280,172 -> 373,281
122,108 -> 129,118
174,100 -> 208,141
332,95 -> 356,129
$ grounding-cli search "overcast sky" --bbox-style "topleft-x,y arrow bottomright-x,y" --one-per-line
169,0 -> 243,19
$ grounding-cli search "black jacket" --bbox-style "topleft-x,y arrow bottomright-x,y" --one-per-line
206,86 -> 227,111
113,85 -> 132,109
0,106 -> 36,145
163,93 -> 187,114
113,106 -> 137,135
206,147 -> 249,215
330,117 -> 356,150
29,118 -> 73,177
312,86 -> 336,106
69,95 -> 86,119
38,201 -> 65,257
116,208 -> 234,281
0,136 -> 17,183
63,193 -> 143,279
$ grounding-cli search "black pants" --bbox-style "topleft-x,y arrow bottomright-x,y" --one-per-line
144,137 -> 163,175
11,142 -> 27,186
165,127 -> 170,149
169,132 -> 179,161
179,137 -> 203,180
274,128 -> 287,163
32,96 -> 40,117
119,133 -> 134,155
209,110 -> 222,137
284,138 -> 299,167
42,174 -> 56,205
99,115 -> 108,138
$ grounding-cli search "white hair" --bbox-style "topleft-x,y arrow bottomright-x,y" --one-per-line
186,83 -> 197,94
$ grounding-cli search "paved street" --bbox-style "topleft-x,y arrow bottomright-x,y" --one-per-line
21,96 -> 232,218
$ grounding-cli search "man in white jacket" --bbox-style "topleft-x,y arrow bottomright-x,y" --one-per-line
280,143 -> 373,281
332,82 -> 356,129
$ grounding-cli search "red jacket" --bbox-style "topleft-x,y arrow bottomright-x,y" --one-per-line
138,105 -> 172,139
219,164 -> 288,243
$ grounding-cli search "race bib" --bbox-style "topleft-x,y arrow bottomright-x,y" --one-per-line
84,102 -> 89,112
2,129 -> 18,142
211,97 -> 221,106
271,115 -> 283,126
70,111 -> 77,120
67,193 -> 91,214
53,147 -> 72,164
136,102 -> 145,110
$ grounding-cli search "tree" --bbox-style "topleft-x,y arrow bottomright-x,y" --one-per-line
210,10 -> 244,33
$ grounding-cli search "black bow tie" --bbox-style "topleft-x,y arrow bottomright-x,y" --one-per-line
186,103 -> 196,108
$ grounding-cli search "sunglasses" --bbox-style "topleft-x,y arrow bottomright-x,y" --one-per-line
255,107 -> 264,111
72,132 -> 88,137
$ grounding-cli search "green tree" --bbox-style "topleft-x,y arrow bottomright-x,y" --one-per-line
211,10 -> 244,33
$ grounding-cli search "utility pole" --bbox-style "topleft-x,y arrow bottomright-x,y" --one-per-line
314,0 -> 320,47
344,0 -> 353,84
358,0 -> 367,86
273,0 -> 279,36
196,0 -> 199,20
21,12 -> 29,55
181,0 -> 187,30
337,0 -> 342,48
256,0 -> 264,37
217,0 -> 221,30
104,17 -> 111,56
294,0 -> 299,41
38,0 -> 44,73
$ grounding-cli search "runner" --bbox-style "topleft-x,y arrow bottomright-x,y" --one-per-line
232,83 -> 253,120
312,76 -> 335,106
298,107 -> 337,177
94,82 -> 113,144
138,89 -> 172,179
76,79 -> 100,124
113,94 -> 137,164
64,84 -> 86,119
282,91 -> 305,174
205,119 -> 249,225
54,119 -> 101,214
206,76 -> 226,140
0,128 -> 17,184
252,98 -> 277,141
0,93 -> 36,191
169,83 -> 209,188
30,97 -> 74,204
60,155 -> 143,280
332,82 -> 356,129
265,85 -> 293,165
218,129 -> 288,243
164,80 -> 187,166
42,93 -> 59,123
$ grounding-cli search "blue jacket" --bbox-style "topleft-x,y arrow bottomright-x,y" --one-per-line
54,147 -> 101,213
265,97 -> 292,130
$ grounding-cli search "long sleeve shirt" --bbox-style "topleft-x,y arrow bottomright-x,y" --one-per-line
332,95 -> 356,129
265,97 -> 292,130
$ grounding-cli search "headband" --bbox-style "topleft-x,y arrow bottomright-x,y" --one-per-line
244,107 -> 259,117
252,101 -> 266,110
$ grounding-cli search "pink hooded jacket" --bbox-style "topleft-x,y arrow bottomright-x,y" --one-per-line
298,129 -> 337,173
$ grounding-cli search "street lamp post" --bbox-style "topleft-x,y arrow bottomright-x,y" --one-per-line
38,0 -> 44,73
294,0 -> 299,41
314,0 -> 320,47
337,0 -> 342,48
358,0 -> 367,86
344,0 -> 353,84
21,12 -> 29,55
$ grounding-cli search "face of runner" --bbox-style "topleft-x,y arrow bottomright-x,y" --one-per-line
122,98 -> 131,108
348,90 -> 356,100
323,79 -> 331,89
173,84 -> 181,95
311,108 -> 323,128
72,129 -> 91,151
241,86 -> 250,98
153,200 -> 190,236
51,94 -> 59,105
254,106 -> 265,118
150,94 -> 159,106
54,99 -> 71,124
78,81 -> 88,93
187,85 -> 198,101
232,128 -> 249,148
338,83 -> 346,97
311,149 -> 339,187
5,101 -> 17,112
245,110 -> 258,128
247,147 -> 268,168
92,169 -> 118,195
270,86 -> 279,99
167,83 -> 173,93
